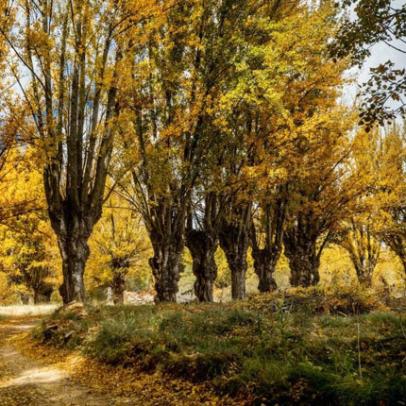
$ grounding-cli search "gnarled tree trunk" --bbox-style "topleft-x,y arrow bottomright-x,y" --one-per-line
250,185 -> 288,293
219,204 -> 251,300
57,228 -> 90,303
149,234 -> 184,303
250,194 -> 287,293
284,245 -> 320,287
251,249 -> 278,292
187,230 -> 218,302
284,224 -> 321,287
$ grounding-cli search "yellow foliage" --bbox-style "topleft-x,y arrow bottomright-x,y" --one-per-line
86,195 -> 153,297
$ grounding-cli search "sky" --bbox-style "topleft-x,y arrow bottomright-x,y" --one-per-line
343,41 -> 406,107
343,0 -> 406,108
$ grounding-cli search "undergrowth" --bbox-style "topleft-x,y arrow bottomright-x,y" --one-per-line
34,288 -> 406,404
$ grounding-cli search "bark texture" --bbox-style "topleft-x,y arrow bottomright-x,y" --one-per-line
283,219 -> 323,288
219,204 -> 251,300
284,242 -> 320,287
251,249 -> 278,292
57,228 -> 90,303
149,238 -> 183,303
250,192 -> 287,292
187,230 -> 217,302
186,192 -> 221,302
143,197 -> 185,303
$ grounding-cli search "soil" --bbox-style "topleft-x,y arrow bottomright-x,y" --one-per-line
0,318 -> 131,405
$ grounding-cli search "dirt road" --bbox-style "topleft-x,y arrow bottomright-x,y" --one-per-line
0,318 -> 128,406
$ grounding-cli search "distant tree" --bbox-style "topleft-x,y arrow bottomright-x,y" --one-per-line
377,126 -> 406,275
334,125 -> 405,285
0,150 -> 59,303
337,219 -> 381,287
88,200 -> 151,304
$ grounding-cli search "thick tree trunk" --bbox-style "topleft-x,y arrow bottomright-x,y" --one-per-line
250,194 -> 287,294
284,241 -> 320,288
219,223 -> 249,300
341,221 -> 380,288
288,254 -> 320,287
230,260 -> 246,300
283,216 -> 323,288
58,235 -> 90,304
252,249 -> 278,292
149,242 -> 183,303
112,273 -> 125,305
186,230 -> 217,302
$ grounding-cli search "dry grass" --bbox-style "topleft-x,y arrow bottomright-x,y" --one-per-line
0,305 -> 59,318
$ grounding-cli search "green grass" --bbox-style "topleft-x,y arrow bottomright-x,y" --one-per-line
35,291 -> 406,404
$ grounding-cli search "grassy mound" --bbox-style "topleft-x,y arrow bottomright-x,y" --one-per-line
34,289 -> 406,404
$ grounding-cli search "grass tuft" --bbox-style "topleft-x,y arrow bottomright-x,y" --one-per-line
34,291 -> 406,403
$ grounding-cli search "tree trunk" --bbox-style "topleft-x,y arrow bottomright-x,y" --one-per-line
357,269 -> 373,288
252,249 -> 278,292
219,223 -> 249,300
33,285 -> 53,304
112,273 -> 125,305
58,234 -> 90,304
230,260 -> 246,300
288,253 -> 320,287
284,240 -> 320,287
20,293 -> 30,305
186,230 -> 217,302
149,241 -> 183,303
352,255 -> 376,287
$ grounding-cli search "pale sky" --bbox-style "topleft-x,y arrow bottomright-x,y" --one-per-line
342,41 -> 406,106
342,0 -> 406,108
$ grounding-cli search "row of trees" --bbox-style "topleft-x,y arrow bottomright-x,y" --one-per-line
0,0 -> 404,304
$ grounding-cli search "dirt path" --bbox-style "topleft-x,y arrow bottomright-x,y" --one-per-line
0,317 -> 236,406
0,318 -> 130,406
